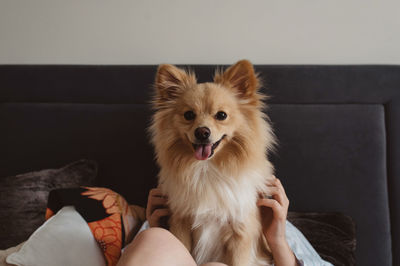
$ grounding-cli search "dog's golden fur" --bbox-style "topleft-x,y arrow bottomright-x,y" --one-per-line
150,60 -> 275,266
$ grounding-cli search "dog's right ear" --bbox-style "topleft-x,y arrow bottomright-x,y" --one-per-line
154,64 -> 196,102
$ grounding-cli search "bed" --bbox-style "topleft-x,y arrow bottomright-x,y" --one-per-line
1,64 -> 399,265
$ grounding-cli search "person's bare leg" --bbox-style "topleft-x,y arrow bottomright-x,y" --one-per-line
117,227 -> 228,266
201,263 -> 228,266
117,227 -> 196,266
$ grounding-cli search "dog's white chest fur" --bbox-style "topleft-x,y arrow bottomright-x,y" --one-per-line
165,162 -> 265,222
162,162 -> 271,264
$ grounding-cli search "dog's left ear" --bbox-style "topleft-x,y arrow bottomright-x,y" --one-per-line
214,60 -> 259,99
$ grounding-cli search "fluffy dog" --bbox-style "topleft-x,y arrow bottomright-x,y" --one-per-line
150,60 -> 275,266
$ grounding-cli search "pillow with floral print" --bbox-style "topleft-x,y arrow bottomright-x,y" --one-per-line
46,187 -> 142,266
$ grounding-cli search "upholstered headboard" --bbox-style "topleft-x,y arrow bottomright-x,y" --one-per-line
1,65 -> 399,265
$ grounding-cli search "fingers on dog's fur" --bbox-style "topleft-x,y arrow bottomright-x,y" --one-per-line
257,198 -> 280,210
149,208 -> 171,227
147,188 -> 168,218
263,178 -> 289,208
148,197 -> 168,215
264,186 -> 280,197
273,179 -> 290,208
274,192 -> 289,210
149,188 -> 166,198
257,198 -> 285,220
150,197 -> 168,206
151,208 -> 170,219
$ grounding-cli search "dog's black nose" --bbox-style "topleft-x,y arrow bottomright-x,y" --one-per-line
195,127 -> 211,141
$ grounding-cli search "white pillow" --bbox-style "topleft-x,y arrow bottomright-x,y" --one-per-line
6,206 -> 106,266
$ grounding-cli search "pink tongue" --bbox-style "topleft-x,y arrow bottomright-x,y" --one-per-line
194,144 -> 212,160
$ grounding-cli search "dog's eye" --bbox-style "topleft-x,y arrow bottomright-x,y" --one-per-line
184,111 -> 196,121
215,111 -> 227,121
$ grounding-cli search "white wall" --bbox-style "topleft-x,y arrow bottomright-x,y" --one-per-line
0,0 -> 399,65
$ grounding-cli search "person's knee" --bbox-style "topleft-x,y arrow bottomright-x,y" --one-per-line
122,227 -> 196,266
120,228 -> 178,262
135,227 -> 174,243
201,263 -> 228,266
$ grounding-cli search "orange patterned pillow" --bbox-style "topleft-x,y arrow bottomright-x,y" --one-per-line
46,187 -> 144,266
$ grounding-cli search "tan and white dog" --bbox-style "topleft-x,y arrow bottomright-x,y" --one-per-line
150,60 -> 276,266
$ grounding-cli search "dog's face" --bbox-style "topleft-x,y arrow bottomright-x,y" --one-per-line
153,60 -> 263,161
174,82 -> 241,160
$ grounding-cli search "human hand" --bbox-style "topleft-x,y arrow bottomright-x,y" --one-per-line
257,176 -> 290,247
146,188 -> 170,228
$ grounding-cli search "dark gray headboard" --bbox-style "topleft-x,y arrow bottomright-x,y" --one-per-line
1,65 -> 399,266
